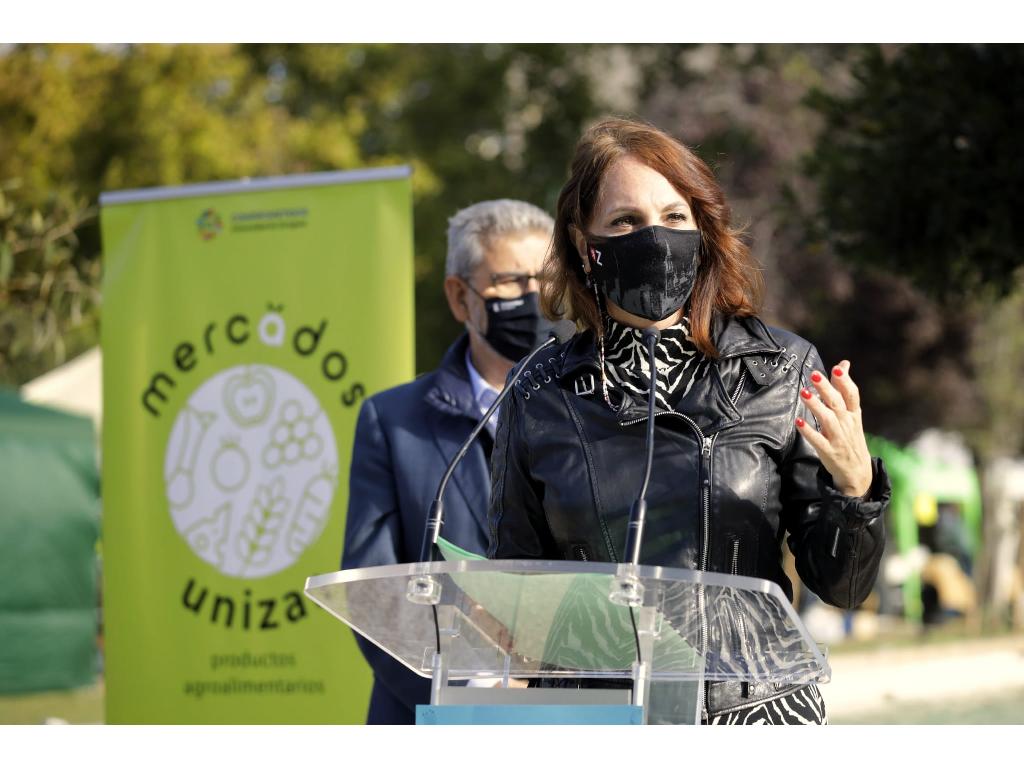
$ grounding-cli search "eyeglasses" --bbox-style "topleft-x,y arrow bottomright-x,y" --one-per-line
463,271 -> 542,300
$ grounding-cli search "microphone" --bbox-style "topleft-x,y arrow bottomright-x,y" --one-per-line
611,326 -> 660,611
416,319 -> 577,565
622,326 -> 660,566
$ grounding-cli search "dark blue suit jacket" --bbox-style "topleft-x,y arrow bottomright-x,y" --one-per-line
342,334 -> 491,724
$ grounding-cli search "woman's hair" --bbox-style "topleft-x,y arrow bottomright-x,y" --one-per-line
541,117 -> 763,357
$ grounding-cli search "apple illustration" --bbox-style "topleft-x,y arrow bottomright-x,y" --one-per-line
223,367 -> 275,427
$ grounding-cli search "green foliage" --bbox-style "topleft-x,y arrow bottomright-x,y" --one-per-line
0,43 -> 629,377
0,180 -> 99,385
805,44 -> 1024,302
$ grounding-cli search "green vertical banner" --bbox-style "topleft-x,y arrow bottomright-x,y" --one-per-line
100,168 -> 413,723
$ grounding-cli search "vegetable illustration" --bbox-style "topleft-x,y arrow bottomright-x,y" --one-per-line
285,467 -> 337,556
165,406 -> 217,509
184,502 -> 232,568
211,437 -> 249,492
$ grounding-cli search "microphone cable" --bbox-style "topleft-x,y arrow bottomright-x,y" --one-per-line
627,326 -> 661,668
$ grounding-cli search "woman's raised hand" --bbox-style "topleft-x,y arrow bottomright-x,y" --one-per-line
795,360 -> 873,498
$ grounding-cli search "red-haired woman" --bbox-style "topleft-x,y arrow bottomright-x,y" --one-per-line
486,118 -> 891,725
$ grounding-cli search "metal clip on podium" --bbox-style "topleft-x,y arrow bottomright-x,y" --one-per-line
305,540 -> 830,725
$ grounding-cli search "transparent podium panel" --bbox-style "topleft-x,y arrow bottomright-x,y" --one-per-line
305,560 -> 830,724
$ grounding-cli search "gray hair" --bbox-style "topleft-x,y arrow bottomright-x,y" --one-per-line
445,199 -> 554,277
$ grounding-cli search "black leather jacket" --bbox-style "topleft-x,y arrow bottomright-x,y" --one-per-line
487,313 -> 890,610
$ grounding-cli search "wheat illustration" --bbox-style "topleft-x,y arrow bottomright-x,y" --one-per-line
237,477 -> 289,575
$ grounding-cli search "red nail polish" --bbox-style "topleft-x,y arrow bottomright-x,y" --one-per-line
795,417 -> 806,428
833,366 -> 843,377
811,371 -> 823,383
800,388 -> 812,400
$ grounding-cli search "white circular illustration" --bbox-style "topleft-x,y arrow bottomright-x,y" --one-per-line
164,364 -> 338,578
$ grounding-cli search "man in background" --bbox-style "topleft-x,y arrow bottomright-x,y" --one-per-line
342,199 -> 554,724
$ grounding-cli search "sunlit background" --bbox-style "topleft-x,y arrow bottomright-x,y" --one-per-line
2,43 -> 1023,724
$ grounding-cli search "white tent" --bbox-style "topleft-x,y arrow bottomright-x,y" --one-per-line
20,347 -> 102,430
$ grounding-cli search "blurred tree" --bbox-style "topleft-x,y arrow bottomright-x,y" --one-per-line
0,180 -> 99,385
241,44 -> 652,370
0,43 -> 373,385
637,44 -> 982,442
805,44 -> 1024,301
1,43 -> 643,379
803,44 -> 1024,445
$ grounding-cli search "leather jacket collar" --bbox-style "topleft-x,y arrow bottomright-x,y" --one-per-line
554,312 -> 785,435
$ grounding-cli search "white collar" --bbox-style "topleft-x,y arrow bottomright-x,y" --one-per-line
465,349 -> 500,409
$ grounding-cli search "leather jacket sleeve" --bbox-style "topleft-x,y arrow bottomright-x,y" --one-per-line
780,344 -> 891,610
487,383 -> 558,560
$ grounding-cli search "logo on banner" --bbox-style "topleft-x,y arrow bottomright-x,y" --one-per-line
197,208 -> 223,241
164,365 -> 339,579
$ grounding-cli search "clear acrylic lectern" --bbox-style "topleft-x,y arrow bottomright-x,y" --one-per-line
305,555 -> 829,725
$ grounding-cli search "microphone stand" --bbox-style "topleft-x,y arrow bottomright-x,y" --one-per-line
610,325 -> 660,608
608,326 -> 660,708
407,321 -> 576,608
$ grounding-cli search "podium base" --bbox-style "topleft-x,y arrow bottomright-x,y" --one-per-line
416,704 -> 643,725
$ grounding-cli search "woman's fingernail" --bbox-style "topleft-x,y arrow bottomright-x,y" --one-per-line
833,366 -> 843,377
796,417 -> 806,428
811,371 -> 823,383
801,388 -> 812,400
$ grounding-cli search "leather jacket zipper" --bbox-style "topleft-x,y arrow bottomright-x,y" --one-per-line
572,544 -> 591,562
730,368 -> 747,403
617,369 -> 745,722
729,538 -> 750,675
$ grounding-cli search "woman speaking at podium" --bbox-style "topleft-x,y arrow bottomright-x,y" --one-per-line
486,118 -> 891,724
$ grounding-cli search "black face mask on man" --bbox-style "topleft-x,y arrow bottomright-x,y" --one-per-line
465,288 -> 554,363
587,225 -> 702,322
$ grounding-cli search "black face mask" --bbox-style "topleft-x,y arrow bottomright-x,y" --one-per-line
587,226 -> 702,322
466,288 -> 553,362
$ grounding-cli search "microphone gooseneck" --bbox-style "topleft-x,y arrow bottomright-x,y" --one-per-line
623,325 -> 660,567
417,320 -> 576,563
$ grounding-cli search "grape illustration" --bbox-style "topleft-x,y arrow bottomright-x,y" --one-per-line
272,423 -> 290,445
262,399 -> 324,469
302,435 -> 323,460
211,437 -> 249,492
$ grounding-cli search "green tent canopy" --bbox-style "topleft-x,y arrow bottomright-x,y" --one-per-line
0,389 -> 100,694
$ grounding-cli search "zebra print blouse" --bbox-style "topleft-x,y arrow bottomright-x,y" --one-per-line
602,315 -> 712,409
